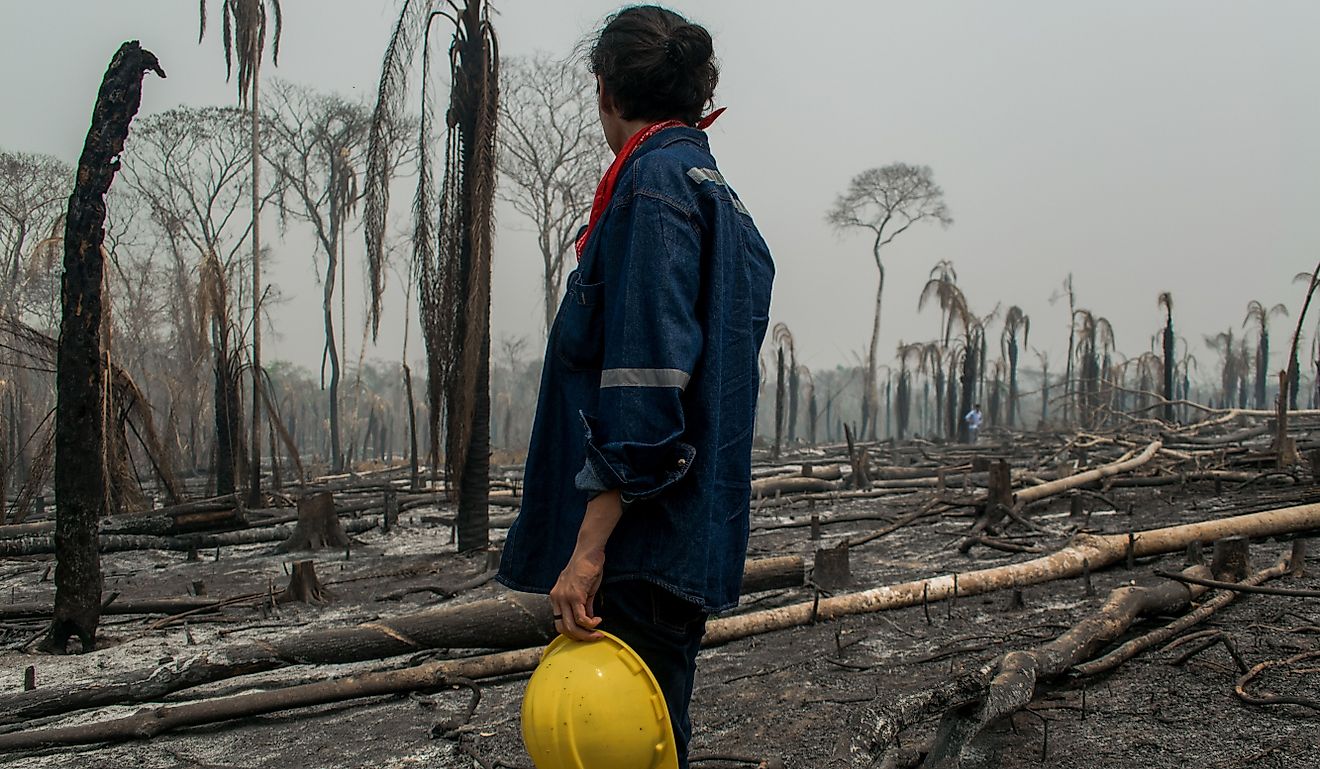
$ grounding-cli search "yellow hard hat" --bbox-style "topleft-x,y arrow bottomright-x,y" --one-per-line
521,630 -> 678,769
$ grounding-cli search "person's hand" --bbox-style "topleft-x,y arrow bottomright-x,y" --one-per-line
549,490 -> 623,640
550,548 -> 605,641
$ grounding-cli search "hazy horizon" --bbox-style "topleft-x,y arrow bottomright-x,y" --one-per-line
1,1 -> 1316,387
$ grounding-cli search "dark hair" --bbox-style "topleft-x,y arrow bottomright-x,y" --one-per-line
589,5 -> 719,126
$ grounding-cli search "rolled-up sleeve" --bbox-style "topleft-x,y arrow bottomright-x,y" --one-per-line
574,193 -> 704,503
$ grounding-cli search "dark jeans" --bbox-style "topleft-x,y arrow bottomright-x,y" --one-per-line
596,580 -> 708,769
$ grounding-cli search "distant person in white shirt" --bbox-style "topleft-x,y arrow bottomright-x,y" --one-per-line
965,404 -> 983,444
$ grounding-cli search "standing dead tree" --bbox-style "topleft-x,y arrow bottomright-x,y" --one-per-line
265,81 -> 372,474
1243,300 -> 1287,410
497,53 -> 608,335
1001,305 -> 1028,429
0,151 -> 72,325
120,107 -> 258,495
42,41 -> 164,654
1159,291 -> 1176,422
199,0 -> 283,508
827,163 -> 952,441
368,0 -> 499,551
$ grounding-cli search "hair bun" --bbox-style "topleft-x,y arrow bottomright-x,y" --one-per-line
664,37 -> 685,65
665,23 -> 713,68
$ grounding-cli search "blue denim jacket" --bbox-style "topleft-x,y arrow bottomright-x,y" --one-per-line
497,127 -> 774,612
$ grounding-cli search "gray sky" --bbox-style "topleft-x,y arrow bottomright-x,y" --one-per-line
1,1 -> 1316,381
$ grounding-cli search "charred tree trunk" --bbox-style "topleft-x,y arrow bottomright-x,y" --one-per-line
455,327 -> 491,550
324,246 -> 344,473
773,346 -> 785,459
895,371 -> 910,441
1039,363 -> 1050,427
403,363 -> 420,491
957,344 -> 977,443
946,365 -> 959,439
787,361 -> 799,444
808,390 -> 818,446
212,339 -> 243,496
441,2 -> 498,553
1163,304 -> 1176,422
43,41 -> 164,654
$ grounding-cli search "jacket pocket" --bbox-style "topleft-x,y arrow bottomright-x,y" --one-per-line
554,272 -> 605,372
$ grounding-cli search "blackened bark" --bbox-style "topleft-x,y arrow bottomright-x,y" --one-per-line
773,346 -> 785,459
957,338 -> 978,444
457,327 -> 490,551
1163,314 -> 1175,422
43,41 -> 164,654
403,363 -> 420,491
213,342 -> 243,496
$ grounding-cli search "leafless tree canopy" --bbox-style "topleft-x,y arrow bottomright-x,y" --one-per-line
828,162 -> 953,439
0,152 -> 73,328
497,53 -> 608,334
827,163 -> 953,262
265,80 -> 373,473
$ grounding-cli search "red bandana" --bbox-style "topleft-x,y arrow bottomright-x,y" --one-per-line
575,108 -> 727,261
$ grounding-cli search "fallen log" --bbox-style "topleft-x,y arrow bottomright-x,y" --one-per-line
0,646 -> 545,752
916,566 -> 1213,768
0,518 -> 379,557
0,509 -> 1315,750
701,501 -> 1320,647
1074,555 -> 1292,677
0,597 -> 242,620
1013,440 -> 1161,507
0,592 -> 554,726
751,476 -> 844,498
0,554 -> 802,724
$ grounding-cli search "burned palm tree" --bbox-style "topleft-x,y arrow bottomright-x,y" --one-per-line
1001,306 -> 1029,429
1034,349 -> 1050,427
894,342 -> 923,441
773,344 -> 785,459
917,262 -> 968,438
200,250 -> 246,495
199,0 -> 283,506
1158,292 -> 1175,422
772,323 -> 800,445
1052,274 -> 1077,425
1204,328 -> 1243,409
1243,300 -> 1288,410
368,0 -> 498,551
1073,310 -> 1113,427
955,334 -> 980,444
917,342 -> 945,439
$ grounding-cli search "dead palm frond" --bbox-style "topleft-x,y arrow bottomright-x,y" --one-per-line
199,0 -> 283,107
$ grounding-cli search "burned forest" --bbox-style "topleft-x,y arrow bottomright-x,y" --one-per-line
2,3 -> 1319,769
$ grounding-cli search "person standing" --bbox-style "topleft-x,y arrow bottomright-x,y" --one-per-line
497,6 -> 775,767
965,403 -> 984,444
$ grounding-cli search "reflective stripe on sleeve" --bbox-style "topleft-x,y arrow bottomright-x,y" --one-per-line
600,368 -> 691,390
688,167 -> 751,217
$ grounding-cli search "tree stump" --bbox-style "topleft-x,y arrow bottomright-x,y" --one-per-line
383,489 -> 399,534
1211,536 -> 1251,582
814,542 -> 851,590
280,560 -> 331,605
276,492 -> 350,553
